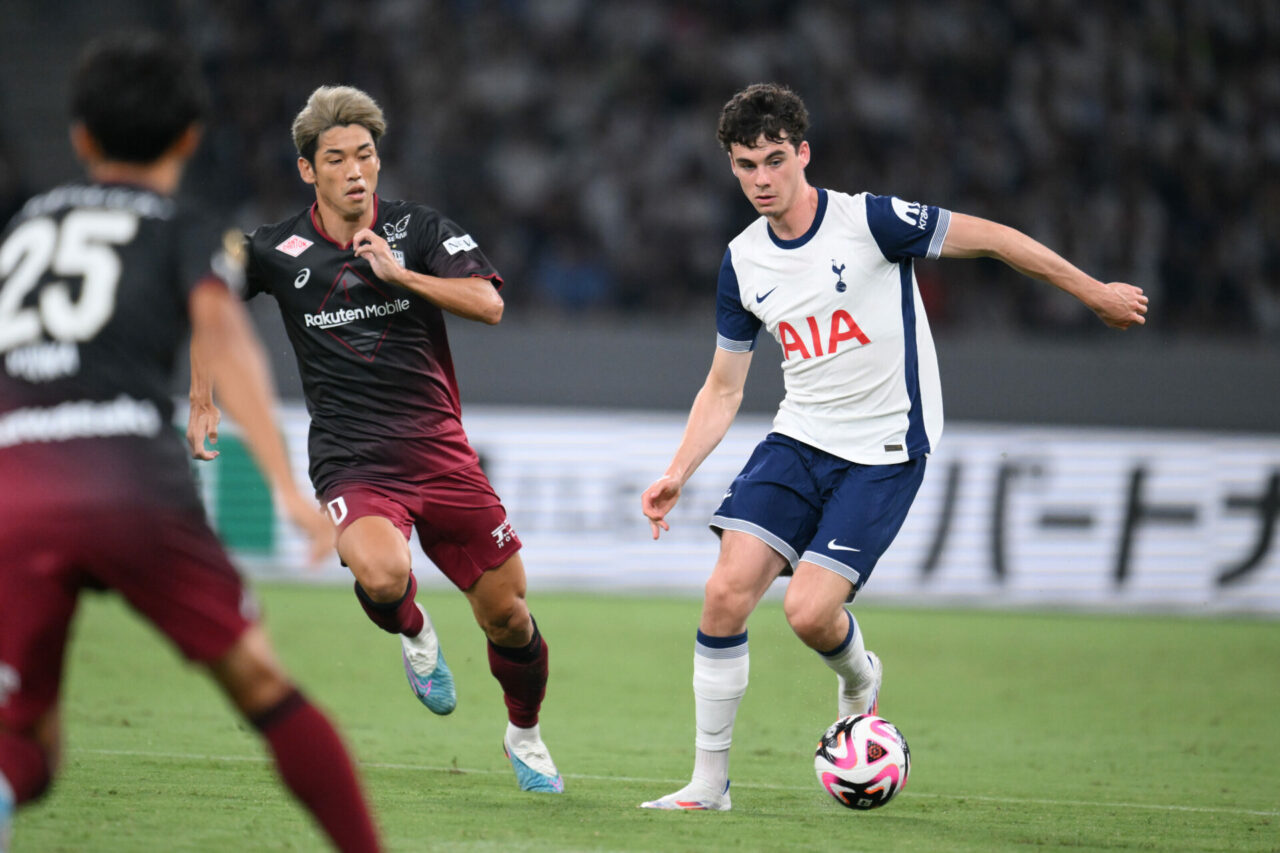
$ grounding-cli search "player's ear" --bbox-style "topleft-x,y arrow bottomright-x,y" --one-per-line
169,125 -> 203,160
69,122 -> 103,166
797,140 -> 811,168
297,156 -> 317,186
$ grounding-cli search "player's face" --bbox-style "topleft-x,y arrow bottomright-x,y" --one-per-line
298,124 -> 381,223
728,134 -> 811,219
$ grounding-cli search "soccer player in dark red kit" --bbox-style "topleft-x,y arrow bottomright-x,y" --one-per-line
187,85 -> 562,793
0,33 -> 381,852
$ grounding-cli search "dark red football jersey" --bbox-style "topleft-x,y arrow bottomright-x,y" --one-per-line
0,183 -> 226,514
244,197 -> 502,494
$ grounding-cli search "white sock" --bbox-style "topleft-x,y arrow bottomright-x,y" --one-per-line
413,603 -> 436,641
818,610 -> 872,687
691,630 -> 748,787
506,721 -> 541,746
692,748 -> 729,791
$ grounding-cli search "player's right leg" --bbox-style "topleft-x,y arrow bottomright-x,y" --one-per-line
330,496 -> 455,715
640,530 -> 787,812
0,711 -> 60,853
0,516 -> 79,848
95,509 -> 380,852
208,626 -> 380,853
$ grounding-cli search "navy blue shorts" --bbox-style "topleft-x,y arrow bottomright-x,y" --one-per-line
709,433 -> 926,590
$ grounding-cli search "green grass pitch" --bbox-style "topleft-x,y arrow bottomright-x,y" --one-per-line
13,583 -> 1279,852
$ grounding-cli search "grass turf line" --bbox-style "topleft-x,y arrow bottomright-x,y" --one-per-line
13,584 -> 1280,852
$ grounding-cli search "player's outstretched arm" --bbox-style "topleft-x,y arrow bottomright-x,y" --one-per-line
940,213 -> 1149,329
189,280 -> 335,562
642,347 -> 752,540
352,227 -> 504,324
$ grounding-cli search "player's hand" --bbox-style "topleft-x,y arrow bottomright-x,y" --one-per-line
352,228 -> 403,284
642,474 -> 683,540
187,399 -> 222,460
1091,281 -> 1148,330
279,489 -> 336,565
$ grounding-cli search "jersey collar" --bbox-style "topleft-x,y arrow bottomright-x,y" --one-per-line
766,187 -> 827,250
308,194 -> 380,250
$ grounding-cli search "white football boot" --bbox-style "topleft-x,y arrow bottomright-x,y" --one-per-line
503,723 -> 564,793
400,604 -> 456,715
640,779 -> 731,811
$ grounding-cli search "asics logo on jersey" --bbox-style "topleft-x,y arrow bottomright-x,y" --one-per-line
778,310 -> 870,361
756,286 -> 778,303
383,213 -> 411,242
890,197 -> 930,231
294,268 -> 311,289
275,235 -> 313,257
832,261 -> 847,293
827,539 -> 861,552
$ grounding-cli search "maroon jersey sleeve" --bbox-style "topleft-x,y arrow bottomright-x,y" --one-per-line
409,206 -> 504,287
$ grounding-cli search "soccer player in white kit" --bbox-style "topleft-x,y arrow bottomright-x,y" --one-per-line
639,83 -> 1148,811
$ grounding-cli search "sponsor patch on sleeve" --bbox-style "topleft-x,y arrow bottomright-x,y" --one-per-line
442,234 -> 478,255
275,235 -> 314,257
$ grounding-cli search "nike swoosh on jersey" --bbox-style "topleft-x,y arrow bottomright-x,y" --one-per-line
755,287 -> 778,303
827,539 -> 861,552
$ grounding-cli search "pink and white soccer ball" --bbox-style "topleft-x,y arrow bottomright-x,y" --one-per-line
814,714 -> 911,810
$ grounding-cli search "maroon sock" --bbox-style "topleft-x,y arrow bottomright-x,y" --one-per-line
0,729 -> 52,804
487,618 -> 548,728
354,573 -> 424,636
251,690 -> 380,853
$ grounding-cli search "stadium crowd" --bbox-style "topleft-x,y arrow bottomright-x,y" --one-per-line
171,0 -> 1276,337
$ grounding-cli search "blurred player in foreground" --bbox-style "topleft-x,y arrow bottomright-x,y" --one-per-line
187,86 -> 562,792
0,33 -> 380,851
640,83 -> 1148,811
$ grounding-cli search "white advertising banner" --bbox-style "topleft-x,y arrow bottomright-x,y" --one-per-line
196,405 -> 1280,614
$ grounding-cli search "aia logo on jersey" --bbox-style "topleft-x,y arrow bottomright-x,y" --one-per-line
382,213 -> 410,243
275,235 -> 314,257
890,198 -> 929,231
778,311 -> 870,361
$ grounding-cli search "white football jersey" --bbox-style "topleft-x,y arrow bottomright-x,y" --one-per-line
716,188 -> 951,465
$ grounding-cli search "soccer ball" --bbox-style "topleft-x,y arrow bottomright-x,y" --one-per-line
814,714 -> 911,810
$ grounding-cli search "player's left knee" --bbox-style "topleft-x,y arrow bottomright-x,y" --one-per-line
783,596 -> 835,646
478,597 -> 532,644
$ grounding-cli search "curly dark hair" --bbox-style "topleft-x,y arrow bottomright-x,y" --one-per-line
716,83 -> 810,152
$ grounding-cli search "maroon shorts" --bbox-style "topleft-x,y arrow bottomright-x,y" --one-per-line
0,507 -> 254,734
320,462 -> 521,591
